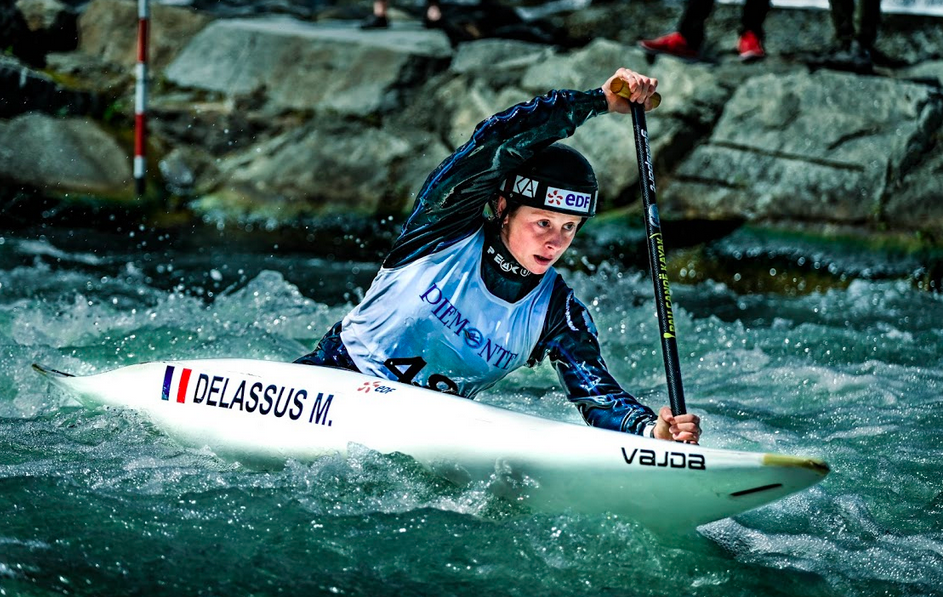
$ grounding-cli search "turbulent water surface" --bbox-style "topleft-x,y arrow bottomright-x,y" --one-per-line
1,227 -> 941,597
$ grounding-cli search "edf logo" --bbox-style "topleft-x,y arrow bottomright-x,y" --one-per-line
545,186 -> 592,214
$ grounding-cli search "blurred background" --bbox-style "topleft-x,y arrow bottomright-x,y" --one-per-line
1,1 -> 942,596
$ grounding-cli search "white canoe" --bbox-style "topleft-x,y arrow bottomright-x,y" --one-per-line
34,358 -> 829,531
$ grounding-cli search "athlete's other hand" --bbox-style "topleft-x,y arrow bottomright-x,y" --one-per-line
654,406 -> 701,444
603,68 -> 658,113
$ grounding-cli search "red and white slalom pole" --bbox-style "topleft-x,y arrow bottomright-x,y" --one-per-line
134,0 -> 149,197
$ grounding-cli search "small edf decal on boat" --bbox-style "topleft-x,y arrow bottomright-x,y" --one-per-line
160,365 -> 334,426
356,380 -> 396,394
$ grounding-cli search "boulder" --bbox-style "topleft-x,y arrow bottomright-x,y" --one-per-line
662,70 -> 943,229
78,0 -> 211,70
899,60 -> 943,87
0,0 -> 41,65
43,51 -> 132,97
449,39 -> 551,77
17,0 -> 67,32
12,0 -> 943,260
164,17 -> 451,116
158,145 -> 222,197
0,55 -> 101,118
0,113 -> 132,198
883,135 -> 943,235
434,76 -> 530,150
407,39 -> 552,152
15,0 -> 77,54
197,116 -> 449,221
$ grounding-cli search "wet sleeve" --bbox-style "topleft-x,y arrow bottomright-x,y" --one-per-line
384,88 -> 610,269
530,279 -> 658,435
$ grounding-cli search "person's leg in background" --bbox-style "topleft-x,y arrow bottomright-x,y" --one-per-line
738,0 -> 769,60
639,0 -> 715,59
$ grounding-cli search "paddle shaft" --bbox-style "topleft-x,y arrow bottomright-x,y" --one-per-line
627,100 -> 687,417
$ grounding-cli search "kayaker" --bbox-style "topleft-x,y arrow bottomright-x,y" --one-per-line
297,67 -> 702,444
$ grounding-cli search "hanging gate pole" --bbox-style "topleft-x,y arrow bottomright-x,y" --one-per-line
134,0 -> 149,198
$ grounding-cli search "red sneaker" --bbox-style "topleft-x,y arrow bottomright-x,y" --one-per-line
738,30 -> 766,61
638,32 -> 698,59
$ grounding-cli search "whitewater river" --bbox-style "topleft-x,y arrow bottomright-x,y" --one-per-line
1,226 -> 941,597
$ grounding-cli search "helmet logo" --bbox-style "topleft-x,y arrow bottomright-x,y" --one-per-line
544,186 -> 593,215
513,175 -> 537,198
545,188 -> 565,206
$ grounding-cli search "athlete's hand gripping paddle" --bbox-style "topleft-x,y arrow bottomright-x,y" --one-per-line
610,80 -> 686,418
610,78 -> 662,110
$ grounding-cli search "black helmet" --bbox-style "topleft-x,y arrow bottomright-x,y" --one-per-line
500,144 -> 598,218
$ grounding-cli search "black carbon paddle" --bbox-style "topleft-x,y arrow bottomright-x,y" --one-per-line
610,80 -> 686,417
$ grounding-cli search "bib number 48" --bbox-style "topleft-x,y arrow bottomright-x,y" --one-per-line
383,356 -> 459,395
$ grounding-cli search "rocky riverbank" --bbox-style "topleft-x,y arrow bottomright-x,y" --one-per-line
2,0 -> 942,291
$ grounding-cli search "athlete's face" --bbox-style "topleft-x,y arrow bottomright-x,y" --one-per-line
497,196 -> 582,275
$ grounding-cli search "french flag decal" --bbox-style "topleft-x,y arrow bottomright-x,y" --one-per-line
161,365 -> 192,403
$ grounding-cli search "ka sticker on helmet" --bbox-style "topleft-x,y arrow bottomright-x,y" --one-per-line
514,175 -> 537,198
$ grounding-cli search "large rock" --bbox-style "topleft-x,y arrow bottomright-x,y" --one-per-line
662,70 -> 943,230
899,60 -> 943,87
0,113 -> 132,197
78,0 -> 211,70
413,39 -> 551,152
0,55 -> 101,117
195,116 -> 449,221
15,0 -> 77,55
182,36 -> 733,219
884,137 -> 943,234
0,0 -> 40,65
164,18 -> 451,115
449,38 -> 551,77
17,0 -> 943,254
